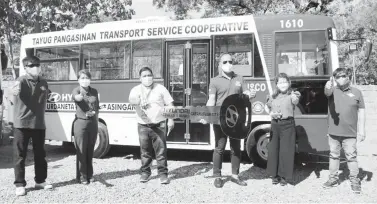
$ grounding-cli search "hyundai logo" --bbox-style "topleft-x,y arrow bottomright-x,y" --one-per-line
225,105 -> 238,128
47,92 -> 61,102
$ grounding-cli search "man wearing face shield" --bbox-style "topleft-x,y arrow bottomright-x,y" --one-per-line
10,56 -> 52,196
201,53 -> 256,188
129,67 -> 175,184
323,68 -> 366,194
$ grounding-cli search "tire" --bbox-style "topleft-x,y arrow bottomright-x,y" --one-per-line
245,124 -> 270,168
93,122 -> 110,158
219,94 -> 252,140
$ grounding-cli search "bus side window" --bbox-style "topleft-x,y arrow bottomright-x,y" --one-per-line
36,47 -> 80,81
253,38 -> 264,77
82,42 -> 131,80
214,34 -> 253,77
132,39 -> 162,79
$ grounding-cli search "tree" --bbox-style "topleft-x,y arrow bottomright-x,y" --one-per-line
327,0 -> 377,84
153,0 -> 335,19
0,0 -> 135,79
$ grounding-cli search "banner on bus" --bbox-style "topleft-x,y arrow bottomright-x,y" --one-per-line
25,16 -> 255,48
46,102 -> 136,112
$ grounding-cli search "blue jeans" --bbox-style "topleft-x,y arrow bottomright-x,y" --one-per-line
137,122 -> 168,176
328,135 -> 359,181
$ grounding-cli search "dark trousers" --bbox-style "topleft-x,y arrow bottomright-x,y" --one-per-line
13,128 -> 47,187
74,119 -> 98,180
213,124 -> 241,175
267,118 -> 296,180
137,122 -> 168,176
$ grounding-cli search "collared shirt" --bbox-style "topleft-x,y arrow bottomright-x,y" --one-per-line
208,73 -> 246,106
129,83 -> 174,124
325,86 -> 365,137
13,74 -> 49,129
72,86 -> 100,120
266,92 -> 298,119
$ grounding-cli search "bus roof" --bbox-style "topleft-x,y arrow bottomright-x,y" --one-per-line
22,14 -> 335,49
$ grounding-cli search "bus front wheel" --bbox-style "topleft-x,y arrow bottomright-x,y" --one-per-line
246,125 -> 270,168
93,122 -> 110,158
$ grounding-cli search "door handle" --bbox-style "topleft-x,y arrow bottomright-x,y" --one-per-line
185,88 -> 191,95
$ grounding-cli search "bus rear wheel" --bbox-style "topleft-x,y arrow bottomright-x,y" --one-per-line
93,122 -> 110,158
246,126 -> 270,168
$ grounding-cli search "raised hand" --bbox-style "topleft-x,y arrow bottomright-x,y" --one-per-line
325,76 -> 334,89
291,91 -> 301,100
11,81 -> 21,96
75,94 -> 84,102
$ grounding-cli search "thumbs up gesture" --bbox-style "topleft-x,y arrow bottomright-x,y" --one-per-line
291,91 -> 301,100
325,76 -> 335,89
11,81 -> 21,96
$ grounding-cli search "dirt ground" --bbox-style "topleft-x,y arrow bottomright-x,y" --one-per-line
0,141 -> 376,203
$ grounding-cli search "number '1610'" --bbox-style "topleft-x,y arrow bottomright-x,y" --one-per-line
280,19 -> 304,29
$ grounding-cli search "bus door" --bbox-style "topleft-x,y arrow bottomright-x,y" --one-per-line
165,40 -> 210,144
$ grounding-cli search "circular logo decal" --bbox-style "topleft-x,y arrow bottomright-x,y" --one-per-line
225,105 -> 238,128
252,101 -> 265,114
47,92 -> 61,103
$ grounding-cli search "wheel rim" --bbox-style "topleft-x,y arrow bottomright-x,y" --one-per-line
94,133 -> 100,151
256,133 -> 269,161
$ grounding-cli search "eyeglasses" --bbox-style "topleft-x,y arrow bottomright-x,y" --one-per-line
222,61 -> 233,64
25,64 -> 40,68
335,75 -> 347,79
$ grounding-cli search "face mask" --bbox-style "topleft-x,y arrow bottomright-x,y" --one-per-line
337,78 -> 350,90
277,82 -> 289,92
141,76 -> 153,87
79,79 -> 90,87
27,67 -> 41,77
222,64 -> 233,73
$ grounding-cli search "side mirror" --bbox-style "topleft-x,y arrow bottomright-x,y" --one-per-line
1,45 -> 8,71
363,39 -> 373,62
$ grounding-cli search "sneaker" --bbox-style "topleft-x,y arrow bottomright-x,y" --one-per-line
205,173 -> 222,179
89,178 -> 95,183
322,179 -> 339,189
15,187 -> 26,196
81,179 -> 89,185
280,177 -> 287,186
35,182 -> 53,190
230,176 -> 247,186
140,174 -> 150,183
160,175 -> 170,184
351,180 -> 361,194
272,176 -> 280,185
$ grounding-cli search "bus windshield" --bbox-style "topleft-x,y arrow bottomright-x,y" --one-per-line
275,30 -> 329,77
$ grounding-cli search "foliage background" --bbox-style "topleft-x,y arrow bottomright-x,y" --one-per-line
1,0 -> 376,84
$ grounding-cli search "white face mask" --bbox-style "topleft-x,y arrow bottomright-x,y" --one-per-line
277,82 -> 289,92
222,63 -> 233,73
141,76 -> 153,87
79,79 -> 90,88
27,67 -> 41,77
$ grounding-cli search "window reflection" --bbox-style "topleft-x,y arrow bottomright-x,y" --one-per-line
132,40 -> 162,78
214,34 -> 253,76
36,46 -> 79,81
275,31 -> 329,76
82,42 -> 130,80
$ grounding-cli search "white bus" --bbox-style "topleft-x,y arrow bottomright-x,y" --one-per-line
18,14 -> 342,167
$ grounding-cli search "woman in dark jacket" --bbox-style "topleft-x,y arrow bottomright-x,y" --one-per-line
72,70 -> 100,185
